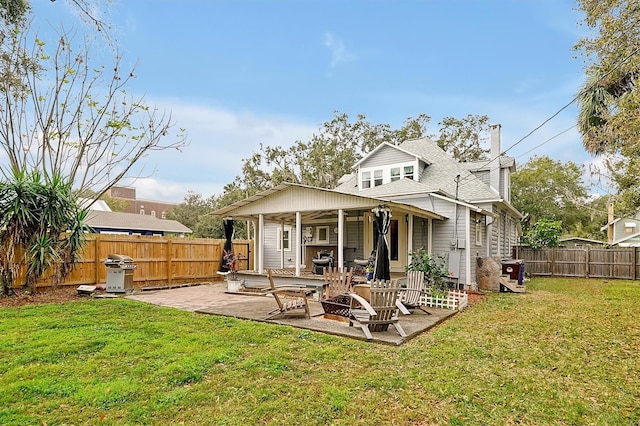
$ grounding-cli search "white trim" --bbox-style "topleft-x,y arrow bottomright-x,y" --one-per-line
277,225 -> 292,252
315,226 -> 330,244
295,212 -> 301,277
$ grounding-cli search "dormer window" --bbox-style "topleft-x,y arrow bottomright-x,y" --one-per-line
391,167 -> 401,182
404,165 -> 414,180
374,170 -> 383,187
362,171 -> 371,189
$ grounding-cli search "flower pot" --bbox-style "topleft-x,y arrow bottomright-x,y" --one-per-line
227,279 -> 244,293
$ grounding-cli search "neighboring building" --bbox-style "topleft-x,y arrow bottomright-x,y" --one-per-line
558,237 -> 605,248
107,186 -> 177,219
213,124 -> 522,289
601,211 -> 640,247
85,210 -> 192,236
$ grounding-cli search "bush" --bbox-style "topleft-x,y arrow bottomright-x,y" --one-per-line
406,248 -> 453,295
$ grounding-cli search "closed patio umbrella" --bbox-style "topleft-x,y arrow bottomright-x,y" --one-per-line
218,218 -> 234,272
372,206 -> 391,281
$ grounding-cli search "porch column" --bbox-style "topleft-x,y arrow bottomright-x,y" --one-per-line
258,214 -> 264,274
428,218 -> 433,254
407,213 -> 414,264
338,209 -> 344,272
252,220 -> 258,272
295,211 -> 301,277
280,222 -> 285,269
465,206 -> 472,289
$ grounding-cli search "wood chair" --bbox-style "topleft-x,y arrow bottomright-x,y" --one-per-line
264,269 -> 311,320
348,279 -> 407,341
322,267 -> 353,300
399,270 -> 431,315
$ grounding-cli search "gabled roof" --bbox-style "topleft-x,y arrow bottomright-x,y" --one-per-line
335,137 -> 499,203
351,142 -> 431,169
211,182 -> 445,223
86,211 -> 192,234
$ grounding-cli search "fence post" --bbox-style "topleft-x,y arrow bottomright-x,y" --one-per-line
93,235 -> 101,286
585,246 -> 590,278
167,239 -> 173,285
633,247 -> 637,281
551,248 -> 556,277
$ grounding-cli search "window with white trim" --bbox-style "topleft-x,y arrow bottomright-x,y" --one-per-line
277,226 -> 292,251
361,171 -> 371,189
475,220 -> 483,246
390,167 -> 401,182
374,169 -> 383,187
316,226 -> 329,244
151,210 -> 156,217
404,165 -> 414,180
624,222 -> 637,234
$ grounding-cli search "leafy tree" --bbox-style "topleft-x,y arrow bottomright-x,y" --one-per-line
575,0 -> 640,213
0,9 -> 185,295
435,114 -> 490,161
0,169 -> 91,295
0,19 -> 186,201
521,219 -> 563,250
511,156 -> 590,235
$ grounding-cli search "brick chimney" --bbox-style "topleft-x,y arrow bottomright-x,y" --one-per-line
489,124 -> 501,196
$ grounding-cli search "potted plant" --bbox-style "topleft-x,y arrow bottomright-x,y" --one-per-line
223,250 -> 244,292
365,266 -> 374,280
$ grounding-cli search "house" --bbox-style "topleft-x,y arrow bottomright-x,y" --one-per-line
601,206 -> 640,247
107,186 -> 177,219
213,124 -> 522,289
85,210 -> 192,237
558,237 -> 605,248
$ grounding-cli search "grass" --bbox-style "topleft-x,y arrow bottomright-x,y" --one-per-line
1,277 -> 639,425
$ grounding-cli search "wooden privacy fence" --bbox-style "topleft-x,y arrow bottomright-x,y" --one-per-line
515,246 -> 640,280
28,235 -> 253,290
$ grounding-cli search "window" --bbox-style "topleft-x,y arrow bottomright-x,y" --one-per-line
624,222 -> 637,234
161,211 -> 166,219
316,226 -> 330,244
404,165 -> 414,180
151,210 -> 156,217
374,169 -> 383,187
390,167 -> 400,182
277,226 -> 292,251
361,171 -> 371,189
140,208 -> 145,215
475,220 -> 483,246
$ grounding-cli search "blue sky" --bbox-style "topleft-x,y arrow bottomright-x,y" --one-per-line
30,0 -> 596,202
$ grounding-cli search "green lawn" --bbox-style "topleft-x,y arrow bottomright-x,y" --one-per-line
1,277 -> 639,425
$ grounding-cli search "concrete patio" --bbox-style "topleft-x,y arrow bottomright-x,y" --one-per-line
125,282 -> 458,345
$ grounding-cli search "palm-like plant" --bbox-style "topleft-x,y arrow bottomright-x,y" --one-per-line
0,168 -> 91,295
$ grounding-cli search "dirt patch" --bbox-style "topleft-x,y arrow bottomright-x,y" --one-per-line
0,287 -> 85,308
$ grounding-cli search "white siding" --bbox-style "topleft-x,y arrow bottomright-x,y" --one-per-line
360,145 -> 415,168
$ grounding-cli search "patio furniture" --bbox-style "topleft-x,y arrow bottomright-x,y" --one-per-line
311,250 -> 334,275
264,269 -> 311,320
320,267 -> 354,322
348,279 -> 407,341
398,270 -> 431,315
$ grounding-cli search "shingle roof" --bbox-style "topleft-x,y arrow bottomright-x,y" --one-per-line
86,210 -> 192,234
334,137 -> 500,202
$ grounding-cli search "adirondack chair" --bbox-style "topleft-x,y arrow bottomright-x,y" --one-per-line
348,279 -> 407,341
264,269 -> 311,320
322,267 -> 353,299
398,270 -> 431,315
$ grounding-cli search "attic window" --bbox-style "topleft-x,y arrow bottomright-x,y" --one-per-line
404,165 -> 414,180
374,170 -> 383,187
624,222 -> 637,234
361,171 -> 371,189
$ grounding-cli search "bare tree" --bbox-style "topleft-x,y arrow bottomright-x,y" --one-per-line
0,26 -> 187,200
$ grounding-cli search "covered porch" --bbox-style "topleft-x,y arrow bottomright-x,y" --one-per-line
213,183 -> 445,278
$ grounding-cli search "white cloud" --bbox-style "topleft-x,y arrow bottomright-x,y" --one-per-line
120,99 -> 318,203
323,32 -> 355,69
